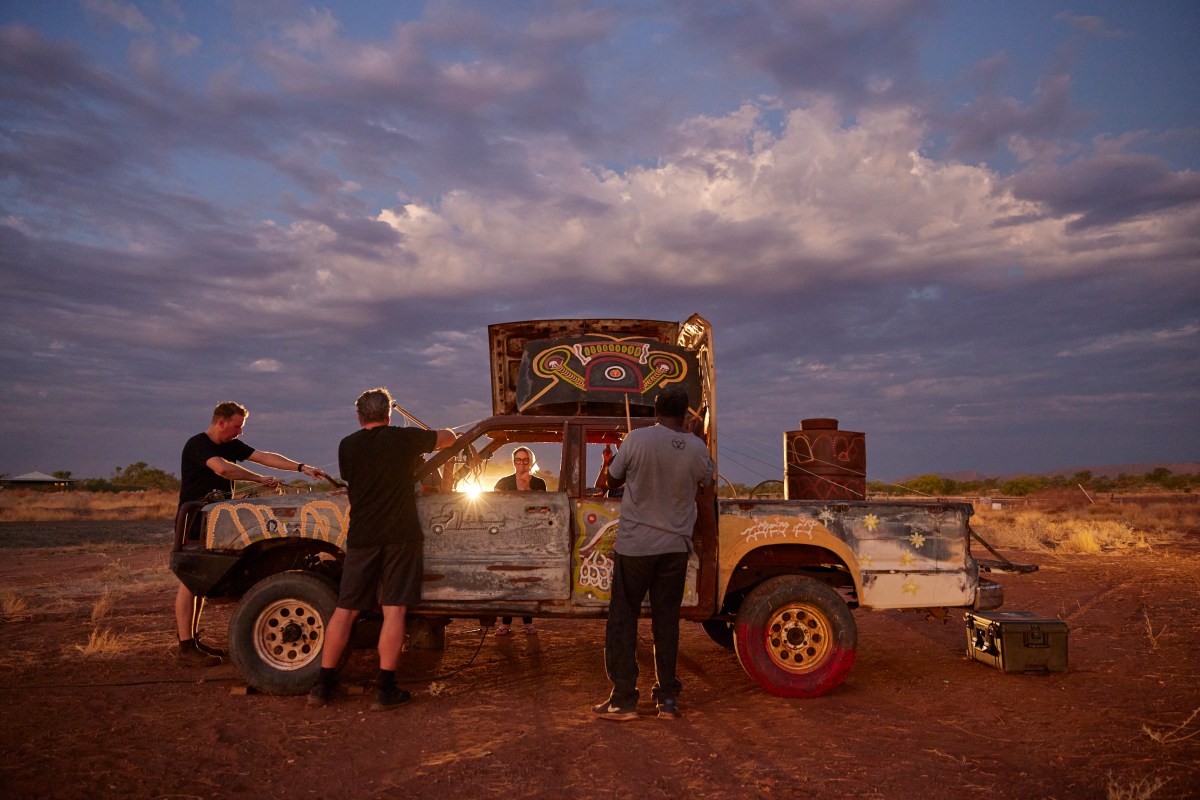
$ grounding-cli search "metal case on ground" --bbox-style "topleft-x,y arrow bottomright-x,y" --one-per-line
965,610 -> 1068,673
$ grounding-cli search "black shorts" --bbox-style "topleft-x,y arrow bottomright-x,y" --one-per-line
337,541 -> 423,611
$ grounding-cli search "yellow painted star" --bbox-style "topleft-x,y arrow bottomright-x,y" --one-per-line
858,553 -> 874,568
900,551 -> 916,566
908,531 -> 926,548
862,513 -> 880,531
901,579 -> 921,595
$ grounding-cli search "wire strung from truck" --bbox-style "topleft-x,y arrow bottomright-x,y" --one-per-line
717,439 -> 866,497
723,430 -> 938,495
718,435 -> 935,499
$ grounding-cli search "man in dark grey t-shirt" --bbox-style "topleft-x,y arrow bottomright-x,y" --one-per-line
593,386 -> 714,721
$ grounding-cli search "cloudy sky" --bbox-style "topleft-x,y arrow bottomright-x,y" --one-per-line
2,0 -> 1197,487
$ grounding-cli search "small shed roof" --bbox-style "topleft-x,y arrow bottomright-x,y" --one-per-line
4,471 -> 76,483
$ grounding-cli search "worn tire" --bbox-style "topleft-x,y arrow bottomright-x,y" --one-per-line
228,571 -> 337,696
701,618 -> 735,650
733,575 -> 857,698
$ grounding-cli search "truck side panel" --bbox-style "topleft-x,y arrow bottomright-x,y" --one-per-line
717,500 -> 978,610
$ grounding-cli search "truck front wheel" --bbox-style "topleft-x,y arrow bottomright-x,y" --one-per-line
733,575 -> 857,698
228,571 -> 337,695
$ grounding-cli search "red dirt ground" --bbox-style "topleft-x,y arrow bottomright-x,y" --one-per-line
1,522 -> 1198,800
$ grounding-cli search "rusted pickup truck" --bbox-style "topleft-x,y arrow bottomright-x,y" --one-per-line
171,315 -> 1022,698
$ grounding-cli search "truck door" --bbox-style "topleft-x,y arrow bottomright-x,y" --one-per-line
415,427 -> 573,602
570,424 -> 701,608
418,490 -> 574,601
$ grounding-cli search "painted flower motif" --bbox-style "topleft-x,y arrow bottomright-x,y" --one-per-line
858,553 -> 874,568
862,513 -> 880,531
818,507 -> 837,526
908,531 -> 926,548
901,579 -> 921,595
900,551 -> 916,566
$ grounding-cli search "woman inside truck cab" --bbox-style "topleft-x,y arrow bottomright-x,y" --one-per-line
493,446 -> 546,492
492,446 -> 544,635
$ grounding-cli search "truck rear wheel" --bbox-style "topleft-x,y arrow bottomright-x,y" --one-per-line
733,575 -> 857,698
228,571 -> 337,695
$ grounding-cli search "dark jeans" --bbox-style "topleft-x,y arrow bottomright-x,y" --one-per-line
604,550 -> 689,707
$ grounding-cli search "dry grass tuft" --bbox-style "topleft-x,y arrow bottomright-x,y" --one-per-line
91,588 -> 114,625
68,627 -> 164,660
970,504 -> 1186,553
1106,774 -> 1170,800
1142,707 -> 1200,745
2,589 -> 30,619
99,553 -> 175,591
0,489 -> 176,522
74,627 -> 127,657
1142,608 -> 1167,650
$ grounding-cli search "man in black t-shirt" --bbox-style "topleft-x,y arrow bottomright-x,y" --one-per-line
176,401 -> 329,666
308,388 -> 456,711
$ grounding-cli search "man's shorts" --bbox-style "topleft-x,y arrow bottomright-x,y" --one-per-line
337,540 -> 422,611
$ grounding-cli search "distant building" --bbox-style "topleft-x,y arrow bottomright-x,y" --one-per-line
1,471 -> 77,490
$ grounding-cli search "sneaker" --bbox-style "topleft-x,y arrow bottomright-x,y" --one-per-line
524,624 -> 537,636
176,641 -> 222,667
494,624 -> 511,636
656,698 -> 679,719
194,638 -> 227,658
371,685 -> 412,712
592,701 -> 638,722
307,682 -> 335,708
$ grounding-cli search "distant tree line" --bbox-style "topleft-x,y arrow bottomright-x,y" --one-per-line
868,468 -> 1199,498
47,463 -> 182,492
44,464 -> 317,493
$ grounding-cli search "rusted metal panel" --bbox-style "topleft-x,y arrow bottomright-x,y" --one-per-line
784,419 -> 866,501
418,492 -> 572,601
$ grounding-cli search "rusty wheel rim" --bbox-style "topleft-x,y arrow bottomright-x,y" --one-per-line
763,602 -> 832,674
252,598 -> 324,672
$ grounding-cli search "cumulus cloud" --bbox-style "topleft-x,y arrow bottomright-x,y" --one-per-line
1005,141 -> 1200,229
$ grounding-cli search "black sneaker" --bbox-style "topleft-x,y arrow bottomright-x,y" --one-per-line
371,686 -> 412,712
592,701 -> 638,721
176,642 -> 222,667
656,698 -> 679,719
307,682 -> 335,708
